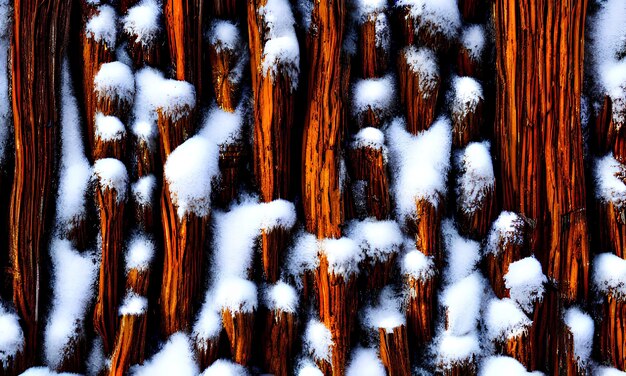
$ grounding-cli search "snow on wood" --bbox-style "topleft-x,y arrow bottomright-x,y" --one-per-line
456,141 -> 495,214
125,233 -> 155,272
86,5 -> 117,48
441,271 -> 484,336
131,174 -> 156,207
123,0 -> 161,46
485,298 -> 531,342
258,0 -> 300,90
319,237 -> 363,277
403,46 -> 439,93
451,76 -> 483,121
44,239 -> 97,369
200,359 -> 249,376
130,333 -> 199,376
595,153 -> 626,208
0,302 -> 24,368
402,247 -> 435,281
485,211 -> 525,255
479,356 -> 544,376
364,287 -> 405,333
396,0 -> 461,41
118,291 -> 148,316
94,61 -> 135,103
264,281 -> 299,313
504,256 -> 547,313
352,75 -> 395,120
210,20 -> 240,52
94,113 -> 126,141
345,218 -> 402,262
93,158 -> 129,201
304,319 -> 333,363
442,219 -> 481,283
461,25 -> 485,61
593,252 -> 626,299
563,307 -> 594,365
345,347 -> 386,376
387,116 -> 452,218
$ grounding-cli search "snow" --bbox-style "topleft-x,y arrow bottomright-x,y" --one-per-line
0,0 -> 10,166
95,113 -> 125,141
209,20 -> 240,52
86,338 -> 105,376
214,277 -> 258,314
125,233 -> 155,272
353,75 -> 395,116
94,61 -> 135,102
297,360 -> 324,376
441,272 -> 484,336
563,307 -> 593,365
57,61 -> 92,230
442,220 -> 481,283
258,0 -> 300,90
131,68 -> 163,139
593,252 -> 626,299
504,256 -> 547,313
353,0 -> 386,20
590,0 -> 626,126
213,198 -> 296,280
456,141 -> 495,214
437,333 -> 480,366
402,248 -> 435,281
44,239 -> 97,369
345,347 -> 386,376
192,299 -> 222,347
387,117 -> 452,217
164,135 -> 217,218
396,0 -> 461,40
485,298 -> 531,342
18,368 -> 81,376
320,237 -> 363,277
0,302 -> 24,367
286,231 -> 320,278
200,359 -> 249,376
461,25 -> 485,61
86,5 -> 117,47
304,319 -> 333,362
595,366 -> 626,376
403,46 -> 439,94
345,219 -> 403,262
451,76 -> 483,119
119,291 -> 148,316
93,158 -> 128,201
153,79 -> 196,122
485,211 -> 524,256
364,287 -> 405,333
123,0 -> 161,46
198,105 -> 245,146
131,174 -> 156,207
131,333 -> 199,376
352,127 -> 385,150
595,153 -> 626,208
479,356 -> 544,376
264,281 -> 298,313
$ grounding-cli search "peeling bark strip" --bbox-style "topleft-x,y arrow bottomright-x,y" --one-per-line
493,0 -> 589,302
302,0 -> 348,239
163,0 -> 203,94
9,0 -> 71,369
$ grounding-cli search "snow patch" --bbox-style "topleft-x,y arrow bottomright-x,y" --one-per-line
345,218 -> 403,262
95,113 -> 125,141
209,20 -> 240,52
131,174 -> 156,207
304,319 -> 333,362
86,5 -> 117,47
595,153 -> 626,208
131,333 -> 199,376
403,46 -> 439,94
320,237 -> 362,277
345,347 -> 386,376
93,158 -> 128,201
564,307 -> 594,365
352,127 -> 385,150
456,141 -> 495,214
441,272 -> 484,336
396,0 -> 461,40
442,220 -> 481,284
0,302 -> 24,367
119,291 -> 148,316
353,75 -> 395,117
94,61 -> 135,102
125,233 -> 155,272
479,356 -> 544,376
504,256 -> 547,313
264,281 -> 299,313
485,211 -> 525,256
593,252 -> 626,299
123,0 -> 161,46
461,25 -> 485,61
200,359 -> 249,376
451,76 -> 483,120
485,298 -> 531,342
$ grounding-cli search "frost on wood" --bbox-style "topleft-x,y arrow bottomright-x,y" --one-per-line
352,75 -> 395,122
402,248 -> 435,281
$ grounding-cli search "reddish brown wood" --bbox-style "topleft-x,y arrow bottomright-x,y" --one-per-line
302,0 -> 349,239
407,198 -> 443,266
93,186 -> 126,355
163,0 -> 203,95
452,100 -> 483,149
222,309 -> 255,366
378,325 -> 411,376
397,48 -> 440,135
8,0 -> 71,370
209,28 -> 243,113
405,274 -> 436,359
598,293 -> 626,371
357,12 -> 388,78
315,255 -> 358,375
348,145 -> 391,221
494,331 -> 534,369
261,309 -> 297,376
